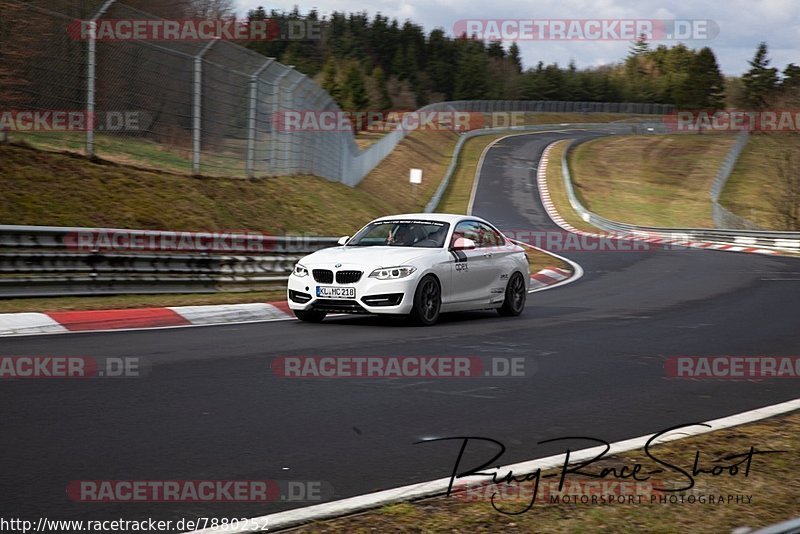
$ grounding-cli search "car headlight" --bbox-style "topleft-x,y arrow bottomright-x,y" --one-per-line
369,266 -> 417,280
293,263 -> 308,277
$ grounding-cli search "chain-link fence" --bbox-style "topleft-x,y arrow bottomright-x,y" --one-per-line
1,0 -> 357,179
2,0 -> 674,185
709,130 -> 761,229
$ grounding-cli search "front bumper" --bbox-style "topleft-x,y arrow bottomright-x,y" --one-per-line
287,272 -> 419,315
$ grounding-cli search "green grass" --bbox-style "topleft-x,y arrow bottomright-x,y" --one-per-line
513,112 -> 650,126
0,142 -> 398,235
357,130 -> 461,214
8,131 -> 244,176
291,410 -> 800,533
545,140 -> 604,233
721,132 -> 800,230
569,134 -> 737,228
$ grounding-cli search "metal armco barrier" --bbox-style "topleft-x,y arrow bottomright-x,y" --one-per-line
0,225 -> 338,297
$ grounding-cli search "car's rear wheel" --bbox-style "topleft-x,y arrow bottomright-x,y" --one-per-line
410,275 -> 441,326
294,309 -> 327,323
498,272 -> 526,316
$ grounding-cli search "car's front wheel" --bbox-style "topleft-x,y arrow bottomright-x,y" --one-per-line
410,275 -> 441,326
498,271 -> 526,316
294,309 -> 327,323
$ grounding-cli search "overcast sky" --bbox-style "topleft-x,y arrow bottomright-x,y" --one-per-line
235,0 -> 799,75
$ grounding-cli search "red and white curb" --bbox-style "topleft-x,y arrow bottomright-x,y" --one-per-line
537,142 -> 781,256
0,302 -> 292,337
529,267 -> 571,289
0,267 -> 567,337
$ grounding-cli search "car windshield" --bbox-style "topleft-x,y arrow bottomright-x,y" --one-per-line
347,220 -> 450,247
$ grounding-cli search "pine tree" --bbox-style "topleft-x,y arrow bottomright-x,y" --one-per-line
371,66 -> 392,110
628,33 -> 649,58
742,42 -> 779,108
623,33 -> 650,95
342,64 -> 369,111
321,58 -> 341,103
508,42 -> 523,74
487,41 -> 505,59
392,47 -> 408,80
677,47 -> 725,109
454,43 -> 489,99
782,63 -> 800,89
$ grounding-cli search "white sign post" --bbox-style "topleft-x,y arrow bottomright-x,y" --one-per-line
409,168 -> 422,184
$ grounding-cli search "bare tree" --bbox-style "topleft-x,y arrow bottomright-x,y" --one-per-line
0,0 -> 44,107
189,0 -> 236,19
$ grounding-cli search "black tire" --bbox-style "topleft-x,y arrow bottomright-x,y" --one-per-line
410,275 -> 441,326
498,272 -> 526,316
294,309 -> 327,323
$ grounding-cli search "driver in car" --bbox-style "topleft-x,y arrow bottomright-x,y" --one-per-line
387,225 -> 416,246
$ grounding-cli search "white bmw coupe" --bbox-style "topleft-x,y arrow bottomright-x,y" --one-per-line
287,213 -> 530,325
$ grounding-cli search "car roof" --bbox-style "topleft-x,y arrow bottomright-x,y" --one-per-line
372,213 -> 485,224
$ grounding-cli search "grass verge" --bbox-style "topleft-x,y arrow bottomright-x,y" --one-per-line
0,129 -> 462,235
437,134 -> 509,214
569,134 -> 737,228
721,132 -> 800,230
544,140 -> 603,233
356,130 -> 459,213
0,143 -> 394,235
289,410 -> 800,533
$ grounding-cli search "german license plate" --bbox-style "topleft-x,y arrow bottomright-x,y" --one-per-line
316,286 -> 355,299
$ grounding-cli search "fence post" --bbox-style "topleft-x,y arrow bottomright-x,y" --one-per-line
246,59 -> 274,178
192,39 -> 217,175
270,70 -> 290,173
85,0 -> 117,157
285,74 -> 307,174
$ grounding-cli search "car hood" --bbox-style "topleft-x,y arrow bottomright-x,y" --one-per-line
299,246 -> 437,269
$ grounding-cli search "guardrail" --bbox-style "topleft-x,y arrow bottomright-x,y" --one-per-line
0,225 -> 338,297
559,139 -> 800,251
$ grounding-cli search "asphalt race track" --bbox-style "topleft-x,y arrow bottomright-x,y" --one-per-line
2,131 -> 799,527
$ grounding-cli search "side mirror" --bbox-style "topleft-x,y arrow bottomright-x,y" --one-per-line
337,236 -> 350,246
452,237 -> 477,250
